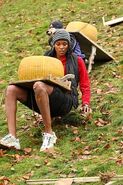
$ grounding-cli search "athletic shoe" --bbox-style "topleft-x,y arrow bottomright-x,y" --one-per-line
0,134 -> 20,150
40,132 -> 57,151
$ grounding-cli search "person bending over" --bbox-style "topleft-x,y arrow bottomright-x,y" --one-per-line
0,29 -> 91,152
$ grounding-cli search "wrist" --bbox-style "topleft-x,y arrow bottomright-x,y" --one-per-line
83,104 -> 89,107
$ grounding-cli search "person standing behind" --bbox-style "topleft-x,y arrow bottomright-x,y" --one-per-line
0,29 -> 90,152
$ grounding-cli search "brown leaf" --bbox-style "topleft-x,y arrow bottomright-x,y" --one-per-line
23,148 -> 32,154
0,79 -> 5,84
97,133 -> 105,140
0,176 -> 10,181
44,159 -> 51,166
71,126 -> 79,134
95,118 -> 108,127
117,129 -> 123,135
74,137 -> 81,142
78,155 -> 92,160
83,146 -> 91,151
32,155 -> 40,160
0,149 -> 5,157
105,87 -> 119,94
35,163 -> 41,167
59,174 -> 67,178
82,150 -> 91,155
100,172 -> 115,183
111,137 -> 119,141
21,125 -> 30,131
22,175 -> 30,180
0,176 -> 10,185
119,141 -> 123,146
96,89 -> 102,94
116,157 -> 123,166
103,143 -> 111,149
22,172 -> 33,180
2,180 -> 9,185
14,154 -> 25,162
112,71 -> 121,78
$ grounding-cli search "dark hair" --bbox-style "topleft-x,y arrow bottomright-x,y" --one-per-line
50,20 -> 63,29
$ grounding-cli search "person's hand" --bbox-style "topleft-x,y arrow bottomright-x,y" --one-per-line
46,27 -> 56,36
81,104 -> 90,114
80,104 -> 92,119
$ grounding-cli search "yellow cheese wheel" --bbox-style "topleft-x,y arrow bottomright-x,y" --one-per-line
18,56 -> 64,80
66,21 -> 98,42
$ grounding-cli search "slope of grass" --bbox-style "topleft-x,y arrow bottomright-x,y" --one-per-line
0,0 -> 123,185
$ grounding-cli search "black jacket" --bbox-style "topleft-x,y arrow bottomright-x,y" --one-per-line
44,49 -> 79,108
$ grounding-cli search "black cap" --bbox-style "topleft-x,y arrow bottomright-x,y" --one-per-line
50,20 -> 63,29
52,29 -> 71,46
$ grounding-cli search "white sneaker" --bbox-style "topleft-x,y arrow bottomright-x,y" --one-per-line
40,132 -> 57,151
0,134 -> 21,150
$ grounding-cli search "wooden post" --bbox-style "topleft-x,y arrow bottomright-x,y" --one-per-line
26,175 -> 123,184
102,16 -> 123,26
55,178 -> 73,185
105,181 -> 116,185
88,45 -> 96,73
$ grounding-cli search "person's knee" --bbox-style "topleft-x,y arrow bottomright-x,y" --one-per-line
33,81 -> 53,95
33,81 -> 46,94
6,85 -> 17,96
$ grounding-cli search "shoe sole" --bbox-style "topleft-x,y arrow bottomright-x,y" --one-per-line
0,143 -> 20,150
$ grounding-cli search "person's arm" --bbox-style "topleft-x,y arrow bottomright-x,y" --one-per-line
70,34 -> 85,60
78,57 -> 91,113
74,42 -> 86,60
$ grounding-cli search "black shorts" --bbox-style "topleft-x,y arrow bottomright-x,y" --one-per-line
22,87 -> 73,117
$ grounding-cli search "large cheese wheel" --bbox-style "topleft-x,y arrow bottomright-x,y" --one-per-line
66,21 -> 98,42
18,56 -> 64,80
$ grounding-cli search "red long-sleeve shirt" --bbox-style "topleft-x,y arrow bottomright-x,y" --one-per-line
59,55 -> 91,105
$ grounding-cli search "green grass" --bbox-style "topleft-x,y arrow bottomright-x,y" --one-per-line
0,0 -> 123,185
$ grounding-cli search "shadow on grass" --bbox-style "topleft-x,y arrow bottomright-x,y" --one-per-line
53,110 -> 91,127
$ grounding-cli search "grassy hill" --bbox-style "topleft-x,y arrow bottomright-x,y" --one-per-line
0,0 -> 123,184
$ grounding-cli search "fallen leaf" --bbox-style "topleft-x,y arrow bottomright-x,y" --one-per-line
116,157 -> 123,166
95,118 -> 108,127
71,126 -> 79,134
0,79 -> 5,84
100,171 -> 115,183
22,172 -> 33,180
0,176 -> 10,185
96,89 -> 102,94
82,150 -> 91,155
44,159 -> 51,166
103,143 -> 111,149
74,137 -> 81,142
111,137 -> 119,141
0,149 -> 5,157
23,148 -> 32,154
0,177 -> 9,181
14,154 -> 25,162
35,163 -> 41,167
59,174 -> 67,178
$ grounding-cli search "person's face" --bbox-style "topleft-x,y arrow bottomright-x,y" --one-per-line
54,40 -> 69,57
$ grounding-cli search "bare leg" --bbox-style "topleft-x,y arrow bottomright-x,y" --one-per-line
33,82 -> 53,134
5,85 -> 28,137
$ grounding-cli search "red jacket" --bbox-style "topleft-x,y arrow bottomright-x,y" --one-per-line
59,55 -> 91,105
